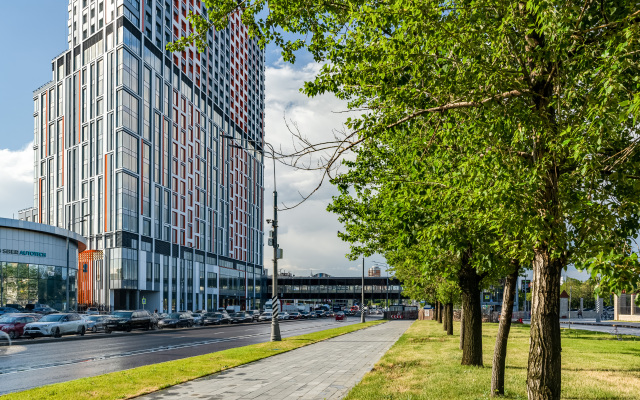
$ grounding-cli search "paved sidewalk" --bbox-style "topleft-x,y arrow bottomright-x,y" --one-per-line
140,320 -> 412,400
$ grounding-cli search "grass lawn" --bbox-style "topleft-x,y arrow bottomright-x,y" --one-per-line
345,320 -> 640,400
3,320 -> 385,400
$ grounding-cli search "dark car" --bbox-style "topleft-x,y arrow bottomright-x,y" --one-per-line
299,311 -> 310,319
0,307 -> 20,316
158,312 -> 194,328
288,312 -> 302,320
83,315 -> 110,333
229,312 -> 252,323
0,314 -> 39,339
203,312 -> 231,325
335,311 -> 346,321
105,310 -> 156,332
314,310 -> 326,318
33,307 -> 58,315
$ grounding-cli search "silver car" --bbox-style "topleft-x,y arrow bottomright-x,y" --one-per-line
258,312 -> 273,322
24,313 -> 87,338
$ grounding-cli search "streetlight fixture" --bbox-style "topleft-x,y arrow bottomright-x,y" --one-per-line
264,142 -> 282,341
221,136 -> 282,341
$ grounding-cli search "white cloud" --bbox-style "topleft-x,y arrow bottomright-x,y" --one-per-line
263,62 -> 387,277
0,142 -> 35,218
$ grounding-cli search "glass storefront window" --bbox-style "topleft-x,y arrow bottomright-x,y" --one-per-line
0,261 -> 78,311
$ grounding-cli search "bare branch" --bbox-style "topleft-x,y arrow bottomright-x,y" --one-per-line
385,89 -> 526,129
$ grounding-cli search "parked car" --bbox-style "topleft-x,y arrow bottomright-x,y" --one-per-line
258,312 -> 273,322
288,312 -> 302,320
23,313 -> 87,338
299,311 -> 310,319
314,310 -> 326,318
105,310 -> 156,333
335,311 -> 346,321
247,310 -> 261,321
191,311 -> 206,326
85,307 -> 100,315
203,312 -> 231,325
83,315 -> 110,333
228,312 -> 252,324
278,312 -> 291,320
5,303 -> 25,311
0,307 -> 20,316
0,314 -> 40,339
158,312 -> 194,328
33,306 -> 58,315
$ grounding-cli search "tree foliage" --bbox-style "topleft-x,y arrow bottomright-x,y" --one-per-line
171,1 -> 640,398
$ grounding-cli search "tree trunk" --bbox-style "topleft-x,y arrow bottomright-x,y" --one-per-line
460,302 -> 464,350
443,302 -> 448,331
434,301 -> 439,322
527,249 -> 562,400
446,302 -> 453,335
438,301 -> 443,323
491,265 -> 520,396
459,259 -> 483,366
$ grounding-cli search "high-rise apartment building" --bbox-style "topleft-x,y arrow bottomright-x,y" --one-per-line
29,0 -> 266,312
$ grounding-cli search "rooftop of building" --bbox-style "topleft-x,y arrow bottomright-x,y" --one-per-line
0,217 -> 87,252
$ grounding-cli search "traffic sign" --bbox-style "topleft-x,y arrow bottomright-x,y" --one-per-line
142,297 -> 146,305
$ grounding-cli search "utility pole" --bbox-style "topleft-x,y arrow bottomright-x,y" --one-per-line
265,143 -> 281,341
361,258 -> 365,323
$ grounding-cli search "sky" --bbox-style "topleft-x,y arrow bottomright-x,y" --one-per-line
0,1 -> 588,281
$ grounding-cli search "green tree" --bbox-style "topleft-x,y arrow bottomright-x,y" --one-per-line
172,2 -> 640,399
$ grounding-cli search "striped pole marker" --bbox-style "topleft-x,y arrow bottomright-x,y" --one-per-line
272,297 -> 279,320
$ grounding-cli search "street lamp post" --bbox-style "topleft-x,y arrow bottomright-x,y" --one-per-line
361,258 -> 365,323
67,214 -> 89,312
222,136 -> 282,340
265,143 -> 281,341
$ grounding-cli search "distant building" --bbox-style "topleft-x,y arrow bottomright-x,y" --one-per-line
18,207 -> 38,223
368,266 -> 381,277
266,275 -> 405,310
312,272 -> 331,278
614,293 -> 640,321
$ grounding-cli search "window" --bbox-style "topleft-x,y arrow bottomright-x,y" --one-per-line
116,89 -> 139,133
116,130 -> 138,172
116,48 -> 139,93
115,171 -> 138,232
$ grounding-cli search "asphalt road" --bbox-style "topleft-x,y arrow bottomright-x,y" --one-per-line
559,321 -> 640,337
0,316 -> 379,395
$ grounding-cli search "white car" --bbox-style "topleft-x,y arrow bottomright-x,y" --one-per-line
258,312 -> 273,322
278,312 -> 290,320
24,313 -> 87,338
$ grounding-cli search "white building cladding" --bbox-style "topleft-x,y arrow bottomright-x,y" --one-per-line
0,218 -> 87,311
30,0 -> 265,312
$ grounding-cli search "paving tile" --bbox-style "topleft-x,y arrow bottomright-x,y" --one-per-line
137,321 -> 412,400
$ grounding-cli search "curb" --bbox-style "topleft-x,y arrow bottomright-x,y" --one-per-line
560,320 -> 640,330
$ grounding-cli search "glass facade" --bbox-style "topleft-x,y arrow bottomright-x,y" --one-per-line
0,262 -> 77,311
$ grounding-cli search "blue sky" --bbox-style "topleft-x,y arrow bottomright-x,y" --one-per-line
0,1 -> 69,151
